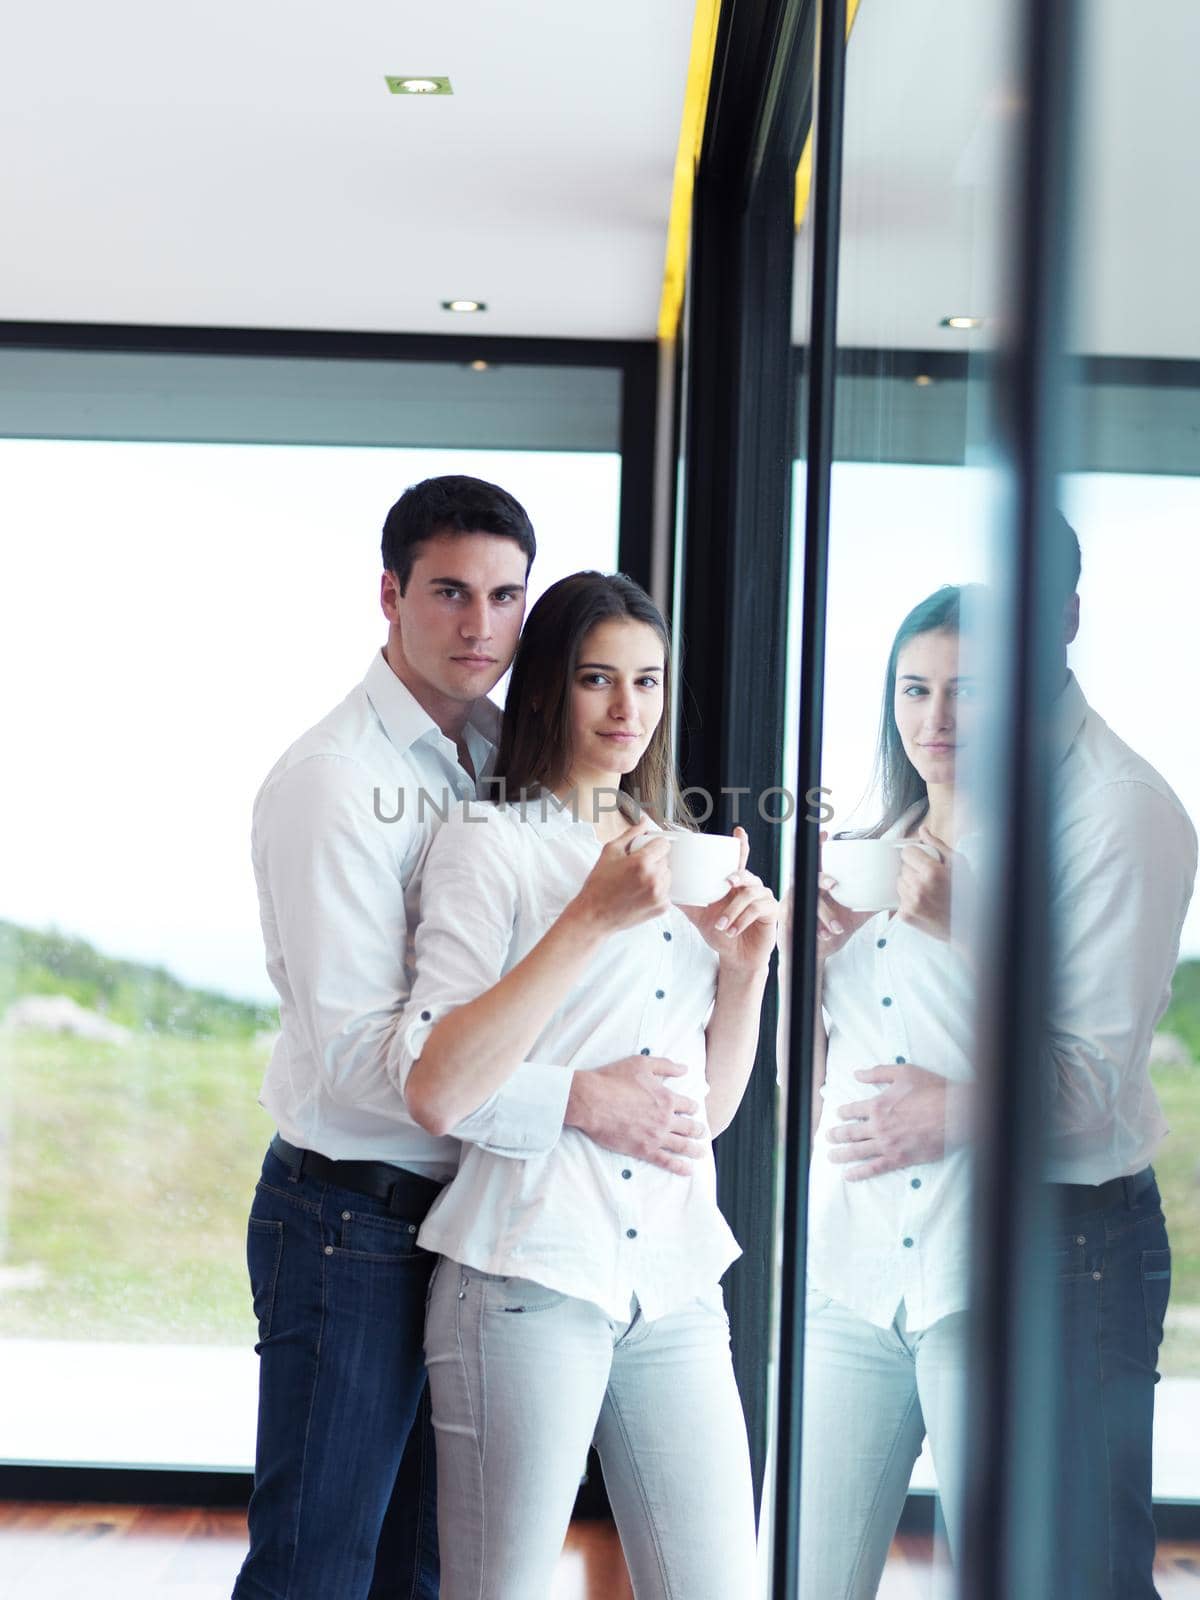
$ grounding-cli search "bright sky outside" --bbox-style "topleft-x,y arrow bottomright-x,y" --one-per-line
0,440 -> 620,1003
1,443 -> 1197,1011
786,461 -> 1200,960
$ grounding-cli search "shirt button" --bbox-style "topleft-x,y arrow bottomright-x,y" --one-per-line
902,1237 -> 914,1249
663,931 -> 672,942
341,1210 -> 352,1221
621,1169 -> 633,1180
881,997 -> 893,1007
910,1179 -> 921,1190
1074,1234 -> 1086,1246
420,1010 -> 431,1022
626,1228 -> 638,1240
655,989 -> 666,999
877,938 -> 887,949
640,1047 -> 651,1056
324,1245 -> 334,1256
895,1055 -> 906,1064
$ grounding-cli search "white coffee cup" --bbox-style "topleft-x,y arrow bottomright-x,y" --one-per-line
632,829 -> 741,907
821,837 -> 938,913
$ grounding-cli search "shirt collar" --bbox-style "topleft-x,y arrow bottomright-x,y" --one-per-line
1049,670 -> 1089,769
883,802 -> 929,840
363,649 -> 502,762
501,788 -> 651,840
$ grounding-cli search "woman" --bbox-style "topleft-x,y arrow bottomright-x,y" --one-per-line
396,572 -> 777,1599
801,584 -> 981,1597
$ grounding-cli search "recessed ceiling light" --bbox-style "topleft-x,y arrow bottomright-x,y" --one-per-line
940,315 -> 984,330
386,76 -> 453,96
469,360 -> 490,372
443,299 -> 486,314
914,374 -> 935,387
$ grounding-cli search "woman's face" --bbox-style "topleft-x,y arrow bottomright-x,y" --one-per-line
567,617 -> 666,784
893,626 -> 976,787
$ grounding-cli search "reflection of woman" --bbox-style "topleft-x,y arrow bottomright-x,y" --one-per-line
398,573 -> 777,1599
801,585 -> 978,1596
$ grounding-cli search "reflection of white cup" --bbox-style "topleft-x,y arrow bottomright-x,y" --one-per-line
821,837 -> 936,913
632,829 -> 741,906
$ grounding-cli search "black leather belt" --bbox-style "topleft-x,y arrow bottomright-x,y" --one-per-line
1049,1166 -> 1154,1219
270,1133 -> 445,1218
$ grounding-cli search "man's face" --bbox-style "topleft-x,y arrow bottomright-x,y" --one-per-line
382,532 -> 528,709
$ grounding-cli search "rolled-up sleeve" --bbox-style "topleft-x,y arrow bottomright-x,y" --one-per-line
394,810 -> 572,1157
1044,781 -> 1196,1145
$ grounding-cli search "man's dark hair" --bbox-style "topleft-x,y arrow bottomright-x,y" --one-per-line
1054,511 -> 1082,598
381,475 -> 537,594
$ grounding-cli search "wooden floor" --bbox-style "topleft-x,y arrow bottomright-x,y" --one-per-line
0,1503 -> 1198,1598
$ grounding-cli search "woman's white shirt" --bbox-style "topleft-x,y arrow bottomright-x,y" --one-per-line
806,804 -> 977,1334
806,674 -> 1196,1334
397,800 -> 741,1323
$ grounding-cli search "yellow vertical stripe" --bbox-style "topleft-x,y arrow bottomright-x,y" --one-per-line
657,0 -> 724,342
794,0 -> 863,229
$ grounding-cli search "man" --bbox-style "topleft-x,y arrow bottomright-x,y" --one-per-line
232,475 -> 705,1600
825,517 -> 1196,1597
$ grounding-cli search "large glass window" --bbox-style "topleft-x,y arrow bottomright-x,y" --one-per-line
0,351 -> 623,1469
784,1 -> 1018,1592
1057,0 -> 1200,1506
777,3 -> 1200,1593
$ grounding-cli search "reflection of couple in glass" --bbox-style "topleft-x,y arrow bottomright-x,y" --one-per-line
232,475 -> 774,1600
801,523 -> 1196,1600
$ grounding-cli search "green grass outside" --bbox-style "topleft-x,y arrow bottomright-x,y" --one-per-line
1147,1061 -> 1200,1376
0,1032 -> 272,1344
1,1028 -> 1198,1370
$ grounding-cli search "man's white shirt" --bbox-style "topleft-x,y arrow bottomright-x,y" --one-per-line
806,673 -> 1196,1332
251,650 -> 571,1180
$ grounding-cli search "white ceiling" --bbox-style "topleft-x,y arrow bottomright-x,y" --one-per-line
0,1 -> 696,340
4,1 -> 1195,356
815,0 -> 1200,358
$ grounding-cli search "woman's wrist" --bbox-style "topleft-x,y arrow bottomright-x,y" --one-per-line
556,896 -> 614,952
715,953 -> 772,986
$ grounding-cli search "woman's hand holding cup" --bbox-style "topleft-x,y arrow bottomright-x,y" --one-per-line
568,815 -> 672,935
896,824 -> 962,942
682,827 -> 780,971
817,831 -> 875,959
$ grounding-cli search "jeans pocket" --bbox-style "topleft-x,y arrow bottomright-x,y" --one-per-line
336,1208 -> 421,1261
1141,1247 -> 1171,1371
247,1217 -> 284,1344
1048,1232 -> 1089,1279
480,1273 -> 567,1315
804,1286 -> 835,1318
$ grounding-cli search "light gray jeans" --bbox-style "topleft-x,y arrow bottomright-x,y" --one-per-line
424,1259 -> 758,1600
798,1290 -> 968,1599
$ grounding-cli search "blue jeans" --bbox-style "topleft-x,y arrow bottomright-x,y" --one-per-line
231,1146 -> 440,1600
1054,1168 -> 1170,1600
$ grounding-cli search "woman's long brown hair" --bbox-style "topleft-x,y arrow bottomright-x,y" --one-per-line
491,571 -> 696,830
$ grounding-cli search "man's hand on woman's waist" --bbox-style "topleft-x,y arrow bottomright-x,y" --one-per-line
565,1056 -> 707,1177
826,1061 -> 970,1180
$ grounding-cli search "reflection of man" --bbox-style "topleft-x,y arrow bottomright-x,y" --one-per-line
827,519 -> 1196,1598
232,476 -> 704,1600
